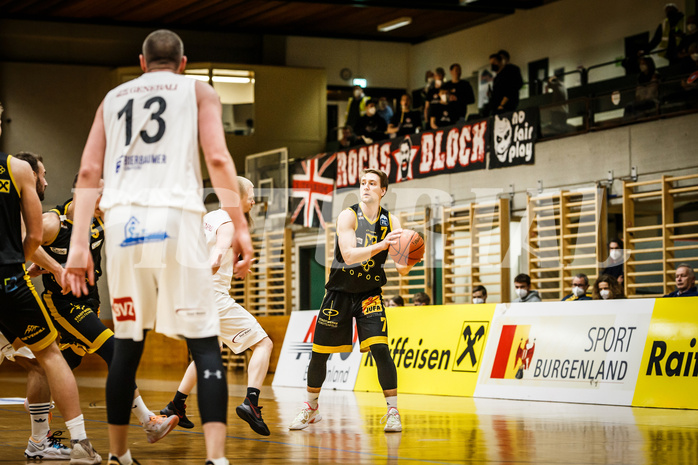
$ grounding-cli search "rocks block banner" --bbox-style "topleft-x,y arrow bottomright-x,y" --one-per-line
335,118 -> 491,188
488,108 -> 538,169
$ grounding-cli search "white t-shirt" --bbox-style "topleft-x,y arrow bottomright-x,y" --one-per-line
101,71 -> 205,214
203,209 -> 234,293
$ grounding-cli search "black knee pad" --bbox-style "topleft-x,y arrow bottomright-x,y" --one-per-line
307,352 -> 330,388
370,344 -> 397,391
106,338 -> 145,425
61,347 -> 83,370
186,337 -> 227,424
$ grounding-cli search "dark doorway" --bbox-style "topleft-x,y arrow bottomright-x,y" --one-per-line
528,58 -> 549,97
624,32 -> 650,75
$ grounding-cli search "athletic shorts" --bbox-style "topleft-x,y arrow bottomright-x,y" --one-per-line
0,330 -> 35,365
104,206 -> 219,342
42,291 -> 113,357
0,264 -> 57,352
215,292 -> 267,354
313,288 -> 388,354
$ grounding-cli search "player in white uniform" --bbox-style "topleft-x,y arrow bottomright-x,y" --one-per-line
65,30 -> 253,465
161,176 -> 273,436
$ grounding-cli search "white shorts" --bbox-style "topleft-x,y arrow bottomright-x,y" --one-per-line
104,206 -> 219,342
0,331 -> 35,365
215,292 -> 267,354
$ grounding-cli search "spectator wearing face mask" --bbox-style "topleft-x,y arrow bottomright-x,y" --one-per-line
429,88 -> 458,129
387,94 -> 422,137
592,274 -> 625,300
562,274 -> 592,301
376,97 -> 394,126
346,85 -> 370,129
512,274 -> 541,303
664,264 -> 698,297
424,67 -> 446,125
472,285 -> 487,304
443,63 -> 475,121
601,239 -> 625,285
353,99 -> 387,144
488,50 -> 524,115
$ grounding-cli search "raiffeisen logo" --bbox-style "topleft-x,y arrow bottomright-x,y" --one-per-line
645,338 -> 698,377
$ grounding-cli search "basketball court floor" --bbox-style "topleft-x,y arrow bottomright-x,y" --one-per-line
1,368 -> 696,464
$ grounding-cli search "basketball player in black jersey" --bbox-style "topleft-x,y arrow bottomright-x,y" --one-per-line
289,168 -> 418,433
23,169 -> 178,444
0,104 -> 101,463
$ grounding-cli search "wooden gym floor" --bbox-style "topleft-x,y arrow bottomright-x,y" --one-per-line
1,367 -> 697,464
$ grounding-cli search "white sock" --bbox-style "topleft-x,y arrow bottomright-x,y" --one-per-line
109,450 -> 133,465
131,395 -> 152,424
65,414 -> 87,441
207,458 -> 229,465
306,391 -> 320,409
385,396 -> 398,411
28,402 -> 51,441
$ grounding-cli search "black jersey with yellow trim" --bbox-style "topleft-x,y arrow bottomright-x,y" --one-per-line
41,199 -> 104,300
0,153 -> 25,265
325,203 -> 393,293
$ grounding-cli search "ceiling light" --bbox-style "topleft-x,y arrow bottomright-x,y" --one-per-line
212,76 -> 251,84
352,78 -> 367,88
377,17 -> 412,33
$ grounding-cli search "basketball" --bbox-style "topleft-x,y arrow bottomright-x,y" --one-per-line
389,229 -> 425,266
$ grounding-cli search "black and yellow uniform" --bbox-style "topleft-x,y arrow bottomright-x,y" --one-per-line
41,199 -> 112,358
0,152 -> 57,351
314,204 -> 393,353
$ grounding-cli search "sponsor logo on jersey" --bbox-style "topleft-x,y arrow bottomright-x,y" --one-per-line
0,165 -> 5,174
91,239 -> 103,250
232,328 -> 252,343
120,216 -> 169,247
361,295 -> 382,315
24,325 -> 42,336
115,154 -> 167,174
0,179 -> 10,194
50,247 -> 68,255
113,297 -> 136,322
380,214 -> 388,226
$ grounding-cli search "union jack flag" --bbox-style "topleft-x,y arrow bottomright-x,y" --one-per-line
290,153 -> 337,229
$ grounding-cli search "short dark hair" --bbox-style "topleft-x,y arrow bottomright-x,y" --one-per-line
361,169 -> 389,190
609,238 -> 624,248
413,292 -> 430,304
574,273 -> 589,286
514,273 -> 531,286
498,49 -> 510,60
435,67 -> 445,77
450,63 -> 461,71
473,285 -> 488,296
391,295 -> 404,306
142,29 -> 184,68
14,151 -> 43,174
489,53 -> 501,61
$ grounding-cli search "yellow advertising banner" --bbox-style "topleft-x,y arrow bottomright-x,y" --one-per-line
354,304 -> 495,396
632,297 -> 698,409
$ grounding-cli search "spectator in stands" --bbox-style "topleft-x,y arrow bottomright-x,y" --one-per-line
562,274 -> 592,301
385,295 -> 405,307
387,94 -> 422,137
338,125 -> 360,149
488,50 -> 524,115
544,74 -> 570,133
429,88 -> 458,129
472,285 -> 487,304
346,85 -> 370,129
424,67 -> 446,124
664,264 -> 698,297
353,99 -> 387,144
645,3 -> 685,66
416,70 -> 435,117
444,63 -> 475,121
592,274 -> 625,300
376,97 -> 394,126
624,56 -> 660,117
512,274 -> 541,303
602,239 -> 625,285
678,16 -> 697,64
413,292 -> 430,306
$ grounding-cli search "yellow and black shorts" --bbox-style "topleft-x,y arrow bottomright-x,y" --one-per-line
0,264 -> 57,352
43,291 -> 113,357
313,287 -> 389,354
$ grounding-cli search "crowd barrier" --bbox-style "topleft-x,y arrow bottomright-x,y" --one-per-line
273,297 -> 698,409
